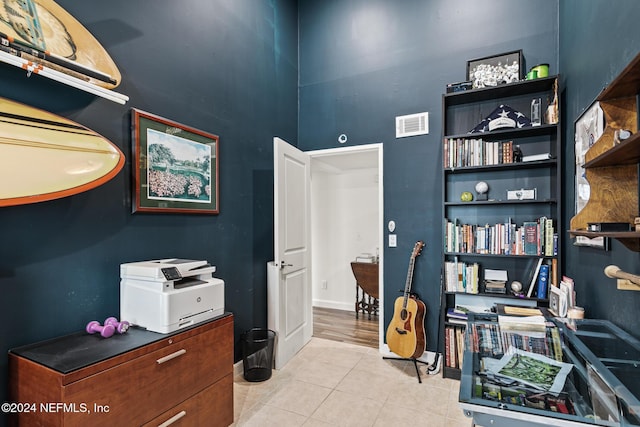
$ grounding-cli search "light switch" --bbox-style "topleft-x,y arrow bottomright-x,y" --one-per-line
388,234 -> 397,247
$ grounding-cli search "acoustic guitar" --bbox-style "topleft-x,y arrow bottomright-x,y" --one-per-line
386,241 -> 426,359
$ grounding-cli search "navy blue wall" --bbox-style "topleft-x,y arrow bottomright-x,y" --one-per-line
298,0 -> 558,352
0,0 -> 298,418
4,1 -> 640,422
559,1 -> 640,328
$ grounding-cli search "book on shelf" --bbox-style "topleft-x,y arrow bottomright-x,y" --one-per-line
446,308 -> 468,325
456,328 -> 464,369
536,264 -> 550,299
484,279 -> 507,294
523,221 -> 538,255
526,258 -> 544,298
498,314 -> 546,333
447,307 -> 468,320
445,326 -> 465,369
522,152 -> 552,162
538,216 -> 546,255
498,305 -> 543,317
544,218 -> 554,256
453,305 -> 470,315
550,258 -> 558,287
560,276 -> 576,307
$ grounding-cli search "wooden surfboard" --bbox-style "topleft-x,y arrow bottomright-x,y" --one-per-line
0,0 -> 121,88
0,96 -> 125,207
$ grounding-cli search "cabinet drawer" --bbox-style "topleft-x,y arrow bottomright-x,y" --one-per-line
60,321 -> 232,426
142,374 -> 233,427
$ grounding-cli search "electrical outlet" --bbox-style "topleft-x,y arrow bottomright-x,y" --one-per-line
322,280 -> 328,289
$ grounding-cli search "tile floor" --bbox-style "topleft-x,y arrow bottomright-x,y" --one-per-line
232,338 -> 472,426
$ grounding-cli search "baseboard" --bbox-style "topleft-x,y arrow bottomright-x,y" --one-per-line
312,300 -> 353,311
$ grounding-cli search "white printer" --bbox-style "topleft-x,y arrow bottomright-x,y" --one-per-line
120,258 -> 224,334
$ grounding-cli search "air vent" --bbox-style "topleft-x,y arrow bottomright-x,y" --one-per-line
396,112 -> 429,138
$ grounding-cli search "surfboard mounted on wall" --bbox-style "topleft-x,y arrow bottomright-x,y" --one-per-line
0,96 -> 125,207
0,0 -> 127,103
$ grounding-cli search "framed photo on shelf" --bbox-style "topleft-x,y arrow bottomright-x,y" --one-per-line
467,50 -> 523,88
132,109 -> 219,214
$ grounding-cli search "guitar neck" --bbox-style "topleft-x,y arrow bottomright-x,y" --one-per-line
402,257 -> 416,307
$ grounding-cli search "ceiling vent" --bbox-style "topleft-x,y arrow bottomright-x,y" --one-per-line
396,112 -> 429,138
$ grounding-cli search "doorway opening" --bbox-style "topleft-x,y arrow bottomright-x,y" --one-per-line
307,144 -> 383,350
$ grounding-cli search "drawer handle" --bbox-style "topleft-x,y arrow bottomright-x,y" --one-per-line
156,349 -> 187,364
158,410 -> 186,427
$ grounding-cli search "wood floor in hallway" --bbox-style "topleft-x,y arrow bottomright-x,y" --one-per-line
313,306 -> 379,349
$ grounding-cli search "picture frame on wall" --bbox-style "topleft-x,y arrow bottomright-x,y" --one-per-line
467,50 -> 523,89
131,109 -> 219,214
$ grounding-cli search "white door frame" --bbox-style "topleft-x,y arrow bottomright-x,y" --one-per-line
305,143 -> 384,351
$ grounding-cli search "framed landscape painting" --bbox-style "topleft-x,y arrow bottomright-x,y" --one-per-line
132,109 -> 219,214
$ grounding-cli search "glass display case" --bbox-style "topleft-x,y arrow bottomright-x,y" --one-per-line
459,312 -> 640,426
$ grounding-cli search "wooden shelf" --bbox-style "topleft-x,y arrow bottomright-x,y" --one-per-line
569,229 -> 639,238
569,52 -> 640,252
597,53 -> 640,101
583,131 -> 640,168
569,229 -> 640,251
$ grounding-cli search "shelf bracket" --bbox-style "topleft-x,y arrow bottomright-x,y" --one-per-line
604,265 -> 640,291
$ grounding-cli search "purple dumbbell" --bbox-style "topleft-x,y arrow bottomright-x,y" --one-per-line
86,320 -> 115,338
104,317 -> 130,334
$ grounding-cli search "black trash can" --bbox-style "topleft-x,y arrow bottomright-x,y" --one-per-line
242,328 -> 276,382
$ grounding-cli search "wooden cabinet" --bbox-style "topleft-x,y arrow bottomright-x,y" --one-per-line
569,52 -> 640,251
440,76 -> 562,379
8,314 -> 234,427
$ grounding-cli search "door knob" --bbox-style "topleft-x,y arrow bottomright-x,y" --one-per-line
280,260 -> 293,269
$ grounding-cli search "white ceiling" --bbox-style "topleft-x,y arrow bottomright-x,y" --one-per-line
311,149 -> 379,173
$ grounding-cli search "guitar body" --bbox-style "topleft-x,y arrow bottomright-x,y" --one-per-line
387,295 -> 426,358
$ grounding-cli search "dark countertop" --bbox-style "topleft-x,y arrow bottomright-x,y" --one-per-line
10,313 -> 232,374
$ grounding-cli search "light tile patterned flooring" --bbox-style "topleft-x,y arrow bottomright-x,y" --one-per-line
232,337 -> 472,426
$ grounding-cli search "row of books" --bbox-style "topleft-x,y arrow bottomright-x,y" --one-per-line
443,138 -> 516,168
467,322 -> 563,362
444,217 -> 557,256
444,325 -> 465,369
444,260 -> 479,293
444,257 -> 556,298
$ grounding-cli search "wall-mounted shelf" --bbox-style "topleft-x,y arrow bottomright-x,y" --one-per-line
569,52 -> 640,251
583,132 -> 640,168
569,229 -> 640,252
0,50 -> 128,104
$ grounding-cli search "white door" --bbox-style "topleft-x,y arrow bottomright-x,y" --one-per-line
267,137 -> 312,369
